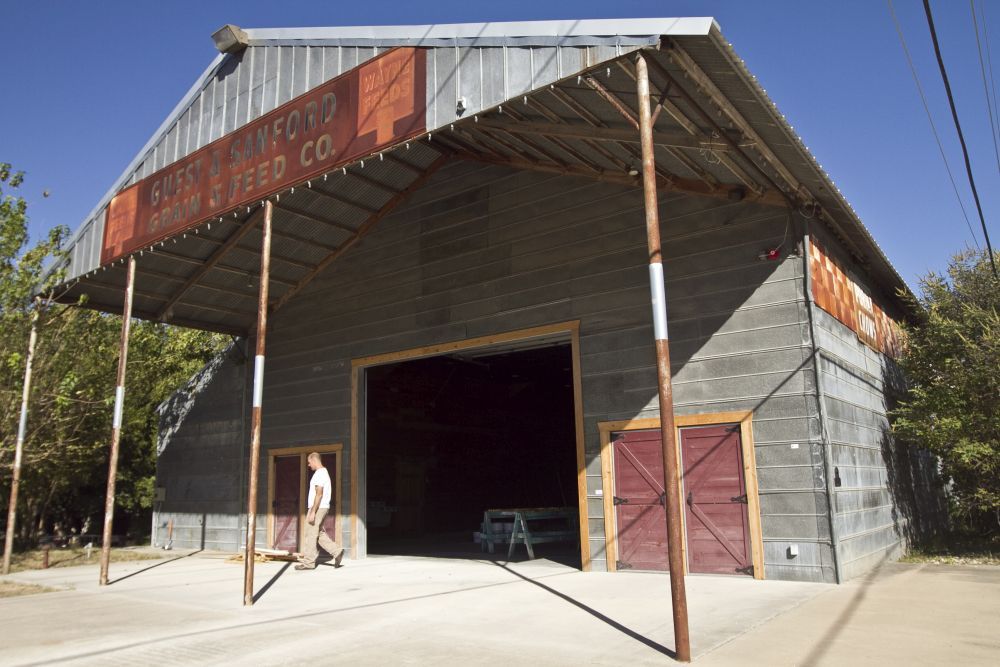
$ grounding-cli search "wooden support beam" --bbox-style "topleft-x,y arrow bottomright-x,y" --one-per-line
54,291 -> 249,336
343,169 -> 398,195
305,187 -> 379,214
501,106 -> 605,171
474,118 -> 718,151
384,153 -> 424,174
663,43 -> 802,193
548,87 -> 606,127
84,278 -> 255,319
434,130 -> 499,158
156,210 -> 263,320
232,244 -> 316,271
614,60 -> 763,194
147,248 -> 298,287
473,126 -> 574,170
271,155 -> 450,313
535,94 -> 636,172
583,76 -> 640,130
454,125 -> 533,163
579,76 -> 721,189
455,151 -> 788,207
270,225 -> 341,252
273,202 -> 359,233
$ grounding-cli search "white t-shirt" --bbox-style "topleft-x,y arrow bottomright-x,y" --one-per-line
308,467 -> 332,510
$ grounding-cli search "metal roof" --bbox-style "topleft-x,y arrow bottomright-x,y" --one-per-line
50,17 -> 910,334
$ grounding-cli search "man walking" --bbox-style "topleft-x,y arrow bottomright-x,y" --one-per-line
296,452 -> 345,570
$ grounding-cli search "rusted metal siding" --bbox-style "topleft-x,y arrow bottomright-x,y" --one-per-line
809,240 -> 903,358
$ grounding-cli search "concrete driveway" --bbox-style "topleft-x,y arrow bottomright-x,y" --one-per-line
0,551 -> 828,666
697,561 -> 1000,666
5,553 -> 996,666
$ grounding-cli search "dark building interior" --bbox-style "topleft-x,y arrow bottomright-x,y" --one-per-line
365,344 -> 579,564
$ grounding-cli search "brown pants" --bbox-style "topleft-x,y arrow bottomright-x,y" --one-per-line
301,508 -> 342,566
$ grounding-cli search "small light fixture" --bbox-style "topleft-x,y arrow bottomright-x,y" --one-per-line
627,161 -> 640,177
245,271 -> 254,288
212,24 -> 249,54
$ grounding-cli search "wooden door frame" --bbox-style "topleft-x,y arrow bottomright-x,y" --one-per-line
598,411 -> 764,579
266,443 -> 344,551
349,320 -> 591,569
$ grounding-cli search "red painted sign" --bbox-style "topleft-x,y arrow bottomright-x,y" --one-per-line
809,240 -> 903,358
102,47 -> 426,265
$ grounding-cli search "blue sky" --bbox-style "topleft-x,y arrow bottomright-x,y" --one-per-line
2,1 -> 997,290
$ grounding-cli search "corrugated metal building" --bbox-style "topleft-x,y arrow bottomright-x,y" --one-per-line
51,17 -> 933,584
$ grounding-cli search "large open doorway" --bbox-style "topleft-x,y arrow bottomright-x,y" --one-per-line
362,340 -> 581,567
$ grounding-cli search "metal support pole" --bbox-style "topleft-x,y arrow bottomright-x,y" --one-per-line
243,201 -> 272,606
636,52 -> 691,662
2,298 -> 41,575
100,255 -> 136,585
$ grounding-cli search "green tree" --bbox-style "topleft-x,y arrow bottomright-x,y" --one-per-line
892,249 -> 1000,533
1,163 -> 228,545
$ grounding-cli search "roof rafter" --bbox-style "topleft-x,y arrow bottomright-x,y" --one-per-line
270,153 -> 452,314
155,209 -> 264,320
454,150 -> 787,207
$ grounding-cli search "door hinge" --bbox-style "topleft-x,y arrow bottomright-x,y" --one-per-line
616,560 -> 633,570
657,492 -> 666,507
730,494 -> 748,504
736,564 -> 754,575
613,496 -> 629,506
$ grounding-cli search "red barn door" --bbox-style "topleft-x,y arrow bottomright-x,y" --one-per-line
272,455 -> 301,551
680,425 -> 752,575
611,429 -> 670,571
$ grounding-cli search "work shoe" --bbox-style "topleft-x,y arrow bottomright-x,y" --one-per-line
294,563 -> 316,570
334,549 -> 345,568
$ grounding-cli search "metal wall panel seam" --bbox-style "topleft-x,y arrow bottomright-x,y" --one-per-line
802,226 -> 843,583
837,524 -> 900,544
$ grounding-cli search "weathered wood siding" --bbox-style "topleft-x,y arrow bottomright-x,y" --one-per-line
155,346 -> 248,551
156,159 -> 838,580
806,225 -> 915,581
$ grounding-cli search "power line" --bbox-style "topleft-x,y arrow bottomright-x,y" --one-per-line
887,0 -> 980,250
980,1 -> 1000,170
971,1 -> 1000,178
923,0 -> 998,278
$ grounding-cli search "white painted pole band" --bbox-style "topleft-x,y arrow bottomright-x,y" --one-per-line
649,262 -> 669,340
112,386 -> 125,430
17,403 -> 29,444
252,355 -> 265,408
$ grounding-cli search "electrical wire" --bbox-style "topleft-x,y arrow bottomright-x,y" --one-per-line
972,0 -> 1000,178
980,1 -> 1000,172
887,0 -> 980,250
923,0 -> 998,278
